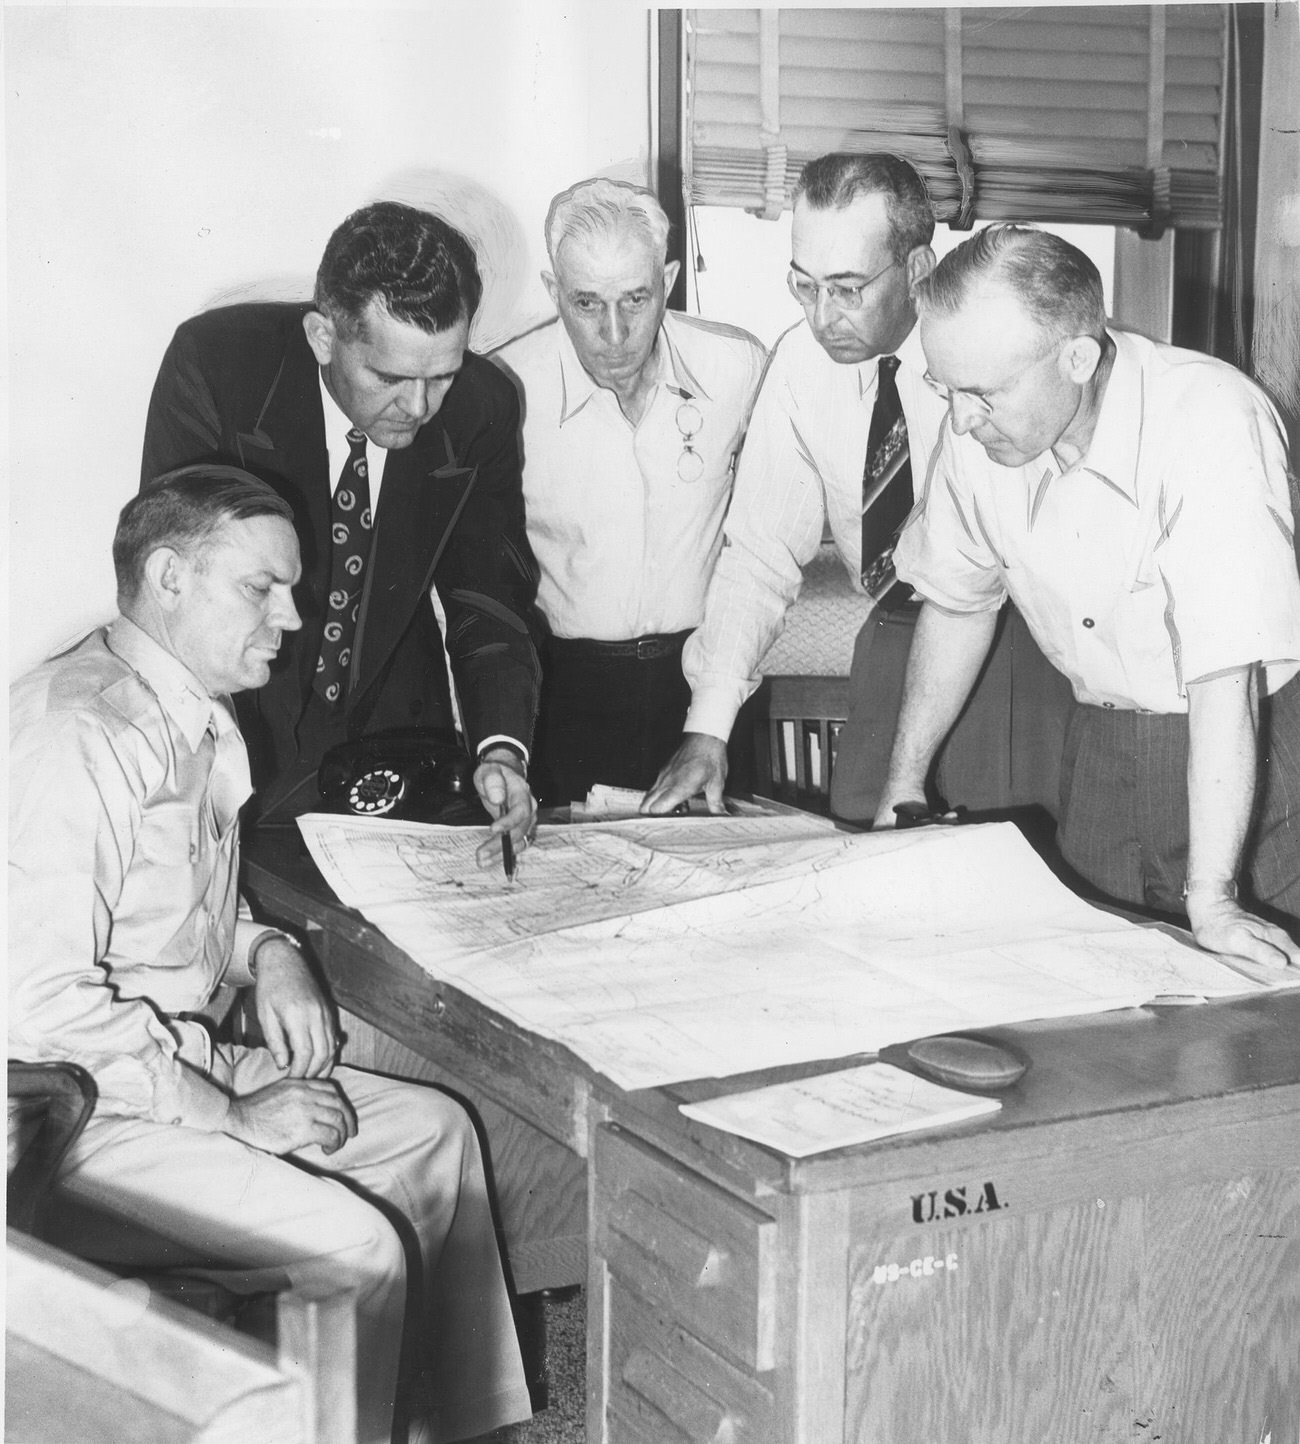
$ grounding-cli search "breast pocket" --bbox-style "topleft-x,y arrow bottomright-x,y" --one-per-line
136,800 -> 201,867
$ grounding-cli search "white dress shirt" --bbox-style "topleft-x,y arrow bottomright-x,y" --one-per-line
319,367 -> 527,759
895,327 -> 1300,712
493,311 -> 766,640
320,373 -> 388,507
683,320 -> 948,740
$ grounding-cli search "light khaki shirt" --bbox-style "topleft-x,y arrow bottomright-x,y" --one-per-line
9,618 -> 271,1130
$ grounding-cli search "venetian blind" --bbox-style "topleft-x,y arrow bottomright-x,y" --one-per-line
686,7 -> 1227,233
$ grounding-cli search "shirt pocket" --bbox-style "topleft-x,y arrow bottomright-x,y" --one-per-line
136,800 -> 201,867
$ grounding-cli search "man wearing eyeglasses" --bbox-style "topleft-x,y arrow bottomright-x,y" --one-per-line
492,178 -> 765,804
876,224 -> 1300,965
646,152 -> 1070,821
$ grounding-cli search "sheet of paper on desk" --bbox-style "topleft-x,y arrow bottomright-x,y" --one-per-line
569,784 -> 774,820
679,1064 -> 1001,1157
296,814 -> 1293,1091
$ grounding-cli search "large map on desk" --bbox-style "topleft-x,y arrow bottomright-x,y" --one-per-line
295,814 -> 1293,1090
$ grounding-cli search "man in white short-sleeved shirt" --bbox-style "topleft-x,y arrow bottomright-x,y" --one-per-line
878,223 -> 1300,964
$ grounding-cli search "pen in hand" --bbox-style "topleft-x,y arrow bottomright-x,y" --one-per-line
501,829 -> 516,883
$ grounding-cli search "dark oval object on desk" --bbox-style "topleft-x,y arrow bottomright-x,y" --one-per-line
905,1034 -> 1028,1091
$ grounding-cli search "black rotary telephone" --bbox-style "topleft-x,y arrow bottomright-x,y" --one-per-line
317,729 -> 491,826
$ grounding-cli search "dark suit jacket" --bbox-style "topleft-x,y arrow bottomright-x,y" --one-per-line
141,302 -> 541,812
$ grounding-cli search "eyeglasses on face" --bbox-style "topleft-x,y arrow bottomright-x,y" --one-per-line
923,336 -> 1065,417
786,257 -> 899,313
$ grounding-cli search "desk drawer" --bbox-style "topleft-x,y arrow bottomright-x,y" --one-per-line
606,1281 -> 775,1444
593,1124 -> 778,1371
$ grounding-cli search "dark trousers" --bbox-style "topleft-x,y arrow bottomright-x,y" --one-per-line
1059,670 -> 1300,934
241,689 -> 354,823
533,632 -> 692,806
830,603 -> 1075,824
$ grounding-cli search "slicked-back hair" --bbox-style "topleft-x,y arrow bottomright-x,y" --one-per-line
314,200 -> 483,340
916,223 -> 1106,341
546,177 -> 671,268
116,465 -> 294,603
793,152 -> 936,263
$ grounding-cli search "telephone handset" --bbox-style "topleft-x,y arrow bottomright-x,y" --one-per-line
317,728 -> 490,826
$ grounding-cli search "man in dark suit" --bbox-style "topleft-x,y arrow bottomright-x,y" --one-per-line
142,202 -> 541,859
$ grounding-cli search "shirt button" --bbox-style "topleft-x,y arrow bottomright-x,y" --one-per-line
1102,701 -> 1116,710
1082,617 -> 1095,629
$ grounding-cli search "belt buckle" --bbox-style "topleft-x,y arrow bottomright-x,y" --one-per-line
635,637 -> 660,661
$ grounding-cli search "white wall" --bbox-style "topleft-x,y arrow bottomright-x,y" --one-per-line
5,1 -> 650,676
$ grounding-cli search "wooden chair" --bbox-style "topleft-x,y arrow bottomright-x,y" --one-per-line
750,674 -> 851,815
6,1228 -> 357,1444
7,1061 -> 97,1234
7,1059 -> 358,1443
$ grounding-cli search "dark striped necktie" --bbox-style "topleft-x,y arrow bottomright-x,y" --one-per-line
860,355 -> 914,612
314,427 -> 373,707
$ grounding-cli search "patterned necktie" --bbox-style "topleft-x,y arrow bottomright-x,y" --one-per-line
314,428 -> 373,707
860,355 -> 915,612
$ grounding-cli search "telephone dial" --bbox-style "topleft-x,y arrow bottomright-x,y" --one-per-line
318,729 -> 491,826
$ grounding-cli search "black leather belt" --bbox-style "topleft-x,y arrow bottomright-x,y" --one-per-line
878,595 -> 922,618
549,631 -> 690,661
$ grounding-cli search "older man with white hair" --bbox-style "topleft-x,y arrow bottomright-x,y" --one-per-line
492,177 -> 765,804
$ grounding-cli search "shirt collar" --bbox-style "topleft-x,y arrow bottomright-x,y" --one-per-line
844,322 -> 925,400
1069,328 -> 1142,504
106,616 -> 231,753
318,371 -> 360,456
555,313 -> 709,425
658,316 -> 713,405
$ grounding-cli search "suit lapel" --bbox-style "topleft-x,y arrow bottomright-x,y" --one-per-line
239,319 -> 333,701
351,426 -> 478,704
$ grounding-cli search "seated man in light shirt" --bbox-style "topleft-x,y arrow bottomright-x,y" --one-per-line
8,466 -> 533,1444
877,224 -> 1300,965
492,177 -> 765,804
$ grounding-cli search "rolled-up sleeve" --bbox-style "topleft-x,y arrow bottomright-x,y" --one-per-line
683,354 -> 829,739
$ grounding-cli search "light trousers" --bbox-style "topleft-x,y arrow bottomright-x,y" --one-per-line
45,1049 -> 532,1444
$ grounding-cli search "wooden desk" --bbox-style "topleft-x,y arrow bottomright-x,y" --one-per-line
244,828 -> 1300,1443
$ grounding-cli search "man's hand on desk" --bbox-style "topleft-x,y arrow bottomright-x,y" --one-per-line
225,1079 -> 358,1156
1185,886 -> 1300,970
642,733 -> 729,815
474,746 -> 537,868
252,936 -> 338,1079
872,769 -> 937,829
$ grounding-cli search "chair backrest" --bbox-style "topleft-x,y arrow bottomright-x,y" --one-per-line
751,675 -> 850,813
7,1065 -> 358,1442
7,1061 -> 97,1233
